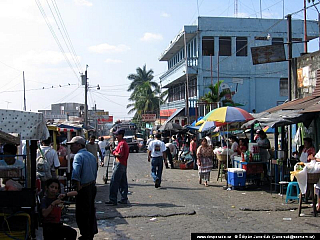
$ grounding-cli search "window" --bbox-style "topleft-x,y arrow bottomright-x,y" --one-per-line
219,37 -> 231,56
272,38 -> 284,45
236,37 -> 247,56
168,88 -> 173,102
202,37 -> 214,56
189,79 -> 197,97
279,78 -> 288,97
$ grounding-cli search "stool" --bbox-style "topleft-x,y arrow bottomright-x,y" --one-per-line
285,181 -> 300,203
217,160 -> 227,182
279,181 -> 289,199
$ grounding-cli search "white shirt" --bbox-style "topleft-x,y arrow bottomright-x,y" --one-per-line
165,143 -> 176,155
98,140 -> 107,150
231,142 -> 239,152
148,139 -> 166,157
37,146 -> 60,170
205,136 -> 212,146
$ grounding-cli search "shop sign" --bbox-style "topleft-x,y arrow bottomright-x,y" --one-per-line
142,114 -> 156,122
97,116 -> 113,124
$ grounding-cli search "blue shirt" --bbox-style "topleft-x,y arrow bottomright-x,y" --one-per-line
72,148 -> 97,185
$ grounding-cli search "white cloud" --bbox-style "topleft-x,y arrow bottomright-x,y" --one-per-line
74,0 -> 93,7
140,33 -> 163,42
105,59 -> 123,64
88,43 -> 131,53
161,12 -> 170,18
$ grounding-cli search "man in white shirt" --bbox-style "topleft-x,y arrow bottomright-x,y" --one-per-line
148,134 -> 167,188
37,138 -> 60,178
98,137 -> 107,166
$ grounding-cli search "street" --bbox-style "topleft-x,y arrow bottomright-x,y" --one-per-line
69,152 -> 320,239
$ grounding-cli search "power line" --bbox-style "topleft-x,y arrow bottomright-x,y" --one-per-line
51,0 -> 83,72
0,60 -> 22,73
35,0 -> 81,83
0,83 -> 77,94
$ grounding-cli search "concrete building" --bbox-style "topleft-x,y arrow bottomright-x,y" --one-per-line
159,17 -> 319,125
38,103 -> 84,120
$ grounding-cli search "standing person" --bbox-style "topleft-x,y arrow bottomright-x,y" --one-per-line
86,135 -> 102,168
148,133 -> 167,188
98,137 -> 107,167
196,138 -> 213,187
38,138 -> 60,179
300,137 -> 316,163
257,131 -> 271,181
66,136 -> 98,240
105,128 -> 129,205
190,135 -> 198,170
165,138 -> 176,169
41,178 -> 77,240
205,133 -> 212,147
230,136 -> 239,161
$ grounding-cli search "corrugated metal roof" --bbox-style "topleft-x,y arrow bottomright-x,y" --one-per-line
264,95 -> 316,113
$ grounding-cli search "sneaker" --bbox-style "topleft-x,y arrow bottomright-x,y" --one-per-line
105,201 -> 117,206
155,179 -> 160,188
118,200 -> 128,204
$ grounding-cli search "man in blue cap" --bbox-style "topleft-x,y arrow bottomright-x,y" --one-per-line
105,128 -> 130,205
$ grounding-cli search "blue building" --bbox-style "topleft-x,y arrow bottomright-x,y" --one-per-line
159,17 -> 319,125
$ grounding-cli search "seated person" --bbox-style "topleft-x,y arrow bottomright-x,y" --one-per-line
41,178 -> 77,240
0,143 -> 25,186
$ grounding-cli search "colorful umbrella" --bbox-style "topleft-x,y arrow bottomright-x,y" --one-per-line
198,121 -> 216,132
202,106 -> 254,123
201,107 -> 254,189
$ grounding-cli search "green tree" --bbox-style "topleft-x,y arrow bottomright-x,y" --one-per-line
200,80 -> 243,109
127,65 -> 166,121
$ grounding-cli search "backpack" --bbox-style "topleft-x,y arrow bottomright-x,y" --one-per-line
36,148 -> 52,181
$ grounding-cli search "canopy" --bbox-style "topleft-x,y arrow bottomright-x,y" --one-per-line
0,109 -> 49,140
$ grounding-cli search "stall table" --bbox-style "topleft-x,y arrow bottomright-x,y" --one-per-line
233,158 -> 265,183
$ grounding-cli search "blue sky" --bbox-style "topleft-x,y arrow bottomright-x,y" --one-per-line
0,0 -> 319,121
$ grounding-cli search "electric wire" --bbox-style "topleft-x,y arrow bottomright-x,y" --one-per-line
51,0 -> 83,72
0,83 -> 77,94
92,91 -> 127,108
35,0 -> 81,83
46,0 -> 82,74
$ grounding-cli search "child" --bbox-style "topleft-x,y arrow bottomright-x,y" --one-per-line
41,178 -> 77,240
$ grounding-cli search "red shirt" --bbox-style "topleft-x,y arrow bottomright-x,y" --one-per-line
113,139 -> 129,166
190,140 -> 197,152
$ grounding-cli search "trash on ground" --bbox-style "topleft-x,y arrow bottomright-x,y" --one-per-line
150,217 -> 157,221
283,218 -> 292,221
95,201 -> 102,204
96,211 -> 104,214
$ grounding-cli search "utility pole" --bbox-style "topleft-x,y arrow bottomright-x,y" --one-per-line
287,14 -> 293,162
81,65 -> 89,128
23,71 -> 26,111
304,0 -> 308,53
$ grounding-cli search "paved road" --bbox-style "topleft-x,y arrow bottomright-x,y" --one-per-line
70,152 -> 320,239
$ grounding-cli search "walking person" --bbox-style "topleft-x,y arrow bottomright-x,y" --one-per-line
105,128 -> 129,205
66,136 -> 98,240
190,135 -> 198,170
86,135 -> 102,169
197,138 -> 213,187
165,138 -> 176,169
148,133 -> 167,188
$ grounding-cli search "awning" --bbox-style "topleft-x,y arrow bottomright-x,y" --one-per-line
164,108 -> 184,124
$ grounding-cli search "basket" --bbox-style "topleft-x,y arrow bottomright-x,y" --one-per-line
307,173 -> 320,184
216,154 -> 228,162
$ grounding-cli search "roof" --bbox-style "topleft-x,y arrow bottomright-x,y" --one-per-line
0,109 -> 49,140
264,95 -> 319,113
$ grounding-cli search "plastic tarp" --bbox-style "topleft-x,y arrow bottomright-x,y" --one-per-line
0,109 -> 49,140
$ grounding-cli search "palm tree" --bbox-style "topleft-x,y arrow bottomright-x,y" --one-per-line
200,80 -> 243,111
200,80 -> 228,110
127,65 -> 165,120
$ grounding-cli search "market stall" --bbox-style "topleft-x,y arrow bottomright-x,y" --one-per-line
0,109 -> 49,239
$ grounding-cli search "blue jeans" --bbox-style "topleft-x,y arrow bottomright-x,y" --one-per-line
151,156 -> 163,184
109,162 -> 128,203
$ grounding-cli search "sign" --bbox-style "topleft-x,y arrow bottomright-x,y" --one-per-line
232,78 -> 243,84
97,116 -> 113,124
251,44 -> 286,65
95,111 -> 109,116
142,114 -> 156,122
297,66 -> 310,87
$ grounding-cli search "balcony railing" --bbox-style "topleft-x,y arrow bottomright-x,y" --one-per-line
160,58 -> 198,80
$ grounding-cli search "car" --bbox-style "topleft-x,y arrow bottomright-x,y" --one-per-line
123,136 -> 139,153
